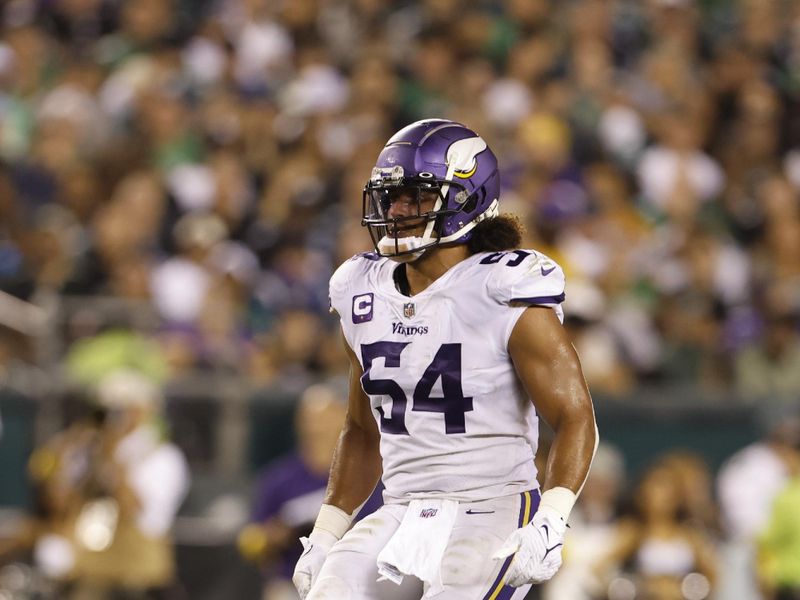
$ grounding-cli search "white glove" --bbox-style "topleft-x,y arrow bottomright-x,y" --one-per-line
493,505 -> 567,587
292,529 -> 338,599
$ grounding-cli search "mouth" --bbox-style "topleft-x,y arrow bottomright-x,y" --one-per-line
387,220 -> 424,237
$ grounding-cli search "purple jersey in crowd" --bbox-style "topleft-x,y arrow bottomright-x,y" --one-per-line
252,453 -> 383,579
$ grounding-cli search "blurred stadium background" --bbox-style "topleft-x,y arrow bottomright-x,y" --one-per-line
0,0 -> 799,599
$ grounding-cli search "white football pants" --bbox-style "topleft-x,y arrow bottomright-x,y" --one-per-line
306,489 -> 539,600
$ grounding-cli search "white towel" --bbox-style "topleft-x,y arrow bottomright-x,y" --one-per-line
376,499 -> 459,595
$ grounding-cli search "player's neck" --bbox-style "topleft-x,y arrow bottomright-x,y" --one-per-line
404,244 -> 470,295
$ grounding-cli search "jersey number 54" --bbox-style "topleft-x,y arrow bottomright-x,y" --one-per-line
360,342 -> 474,435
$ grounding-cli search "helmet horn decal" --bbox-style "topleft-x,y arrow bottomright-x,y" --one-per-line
438,136 -> 488,213
446,137 -> 488,179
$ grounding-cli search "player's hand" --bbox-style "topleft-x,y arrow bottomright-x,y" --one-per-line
493,505 -> 566,586
292,529 -> 337,599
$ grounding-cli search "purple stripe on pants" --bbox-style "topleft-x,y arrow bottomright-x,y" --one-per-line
481,489 -> 541,600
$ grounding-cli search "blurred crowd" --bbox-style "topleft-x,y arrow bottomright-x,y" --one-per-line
2,0 -> 800,599
2,375 -> 799,600
538,410 -> 800,600
0,0 -> 799,398
232,393 -> 800,600
0,369 -> 190,600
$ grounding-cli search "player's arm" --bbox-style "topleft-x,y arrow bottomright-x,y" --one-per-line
292,330 -> 382,597
495,305 -> 598,586
323,332 -> 383,512
509,305 -> 598,505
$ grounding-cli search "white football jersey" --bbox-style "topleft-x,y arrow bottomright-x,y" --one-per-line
330,249 -> 566,504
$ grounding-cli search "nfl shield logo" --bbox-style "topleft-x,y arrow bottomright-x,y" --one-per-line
403,302 -> 415,318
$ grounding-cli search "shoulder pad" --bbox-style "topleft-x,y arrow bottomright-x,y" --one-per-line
483,249 -> 566,308
329,253 -> 382,316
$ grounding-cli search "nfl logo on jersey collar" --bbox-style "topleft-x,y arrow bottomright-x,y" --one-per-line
403,302 -> 415,318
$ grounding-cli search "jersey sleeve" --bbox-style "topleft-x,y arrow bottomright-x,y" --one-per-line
328,259 -> 351,318
328,252 -> 380,319
488,250 -> 566,322
329,255 -> 357,318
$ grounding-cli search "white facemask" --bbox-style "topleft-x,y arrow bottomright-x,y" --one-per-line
375,198 -> 500,262
377,235 -> 428,263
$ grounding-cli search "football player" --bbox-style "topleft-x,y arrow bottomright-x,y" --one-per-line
293,119 -> 598,599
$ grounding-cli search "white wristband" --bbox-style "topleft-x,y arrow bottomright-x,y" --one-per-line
540,487 -> 577,522
311,504 -> 354,541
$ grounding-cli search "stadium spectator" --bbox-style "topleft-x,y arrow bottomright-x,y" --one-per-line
759,473 -> 800,600
238,380 -> 381,600
544,443 -> 627,600
657,451 -> 720,536
595,462 -> 718,600
716,410 -> 800,600
0,0 -> 797,394
2,369 -> 189,599
734,306 -> 800,400
69,370 -> 189,599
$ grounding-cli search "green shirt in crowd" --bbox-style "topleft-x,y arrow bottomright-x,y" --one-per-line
760,478 -> 800,590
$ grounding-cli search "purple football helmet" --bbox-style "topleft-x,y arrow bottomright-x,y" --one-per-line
362,119 -> 500,261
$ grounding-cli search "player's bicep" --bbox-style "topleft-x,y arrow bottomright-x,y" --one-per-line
341,329 -> 379,440
508,306 -> 592,429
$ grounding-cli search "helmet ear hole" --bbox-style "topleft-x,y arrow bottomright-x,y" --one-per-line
461,193 -> 478,214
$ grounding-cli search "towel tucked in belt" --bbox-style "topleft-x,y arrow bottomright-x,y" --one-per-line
377,499 -> 459,595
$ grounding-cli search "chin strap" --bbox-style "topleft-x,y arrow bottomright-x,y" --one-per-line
438,198 -> 499,244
